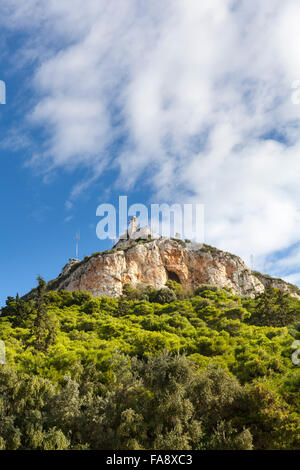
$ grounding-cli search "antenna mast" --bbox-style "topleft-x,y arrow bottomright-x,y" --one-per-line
75,232 -> 80,260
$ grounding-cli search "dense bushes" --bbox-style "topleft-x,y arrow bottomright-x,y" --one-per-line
0,353 -> 298,450
0,282 -> 300,449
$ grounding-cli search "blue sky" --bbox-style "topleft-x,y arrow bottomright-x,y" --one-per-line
1,0 -> 300,306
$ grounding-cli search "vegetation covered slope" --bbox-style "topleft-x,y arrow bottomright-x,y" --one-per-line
0,280 -> 300,450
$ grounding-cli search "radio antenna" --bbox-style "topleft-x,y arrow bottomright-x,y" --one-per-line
75,231 -> 80,260
250,254 -> 254,271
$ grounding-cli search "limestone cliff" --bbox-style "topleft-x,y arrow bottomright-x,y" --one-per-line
47,239 -> 300,299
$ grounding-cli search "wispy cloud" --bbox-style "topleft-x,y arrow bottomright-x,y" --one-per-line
64,215 -> 73,223
2,0 -> 300,273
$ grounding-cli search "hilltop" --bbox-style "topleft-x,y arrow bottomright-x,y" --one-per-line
44,238 -> 300,300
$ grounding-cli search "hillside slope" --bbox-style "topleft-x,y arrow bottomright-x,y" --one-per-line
1,283 -> 300,449
47,239 -> 300,299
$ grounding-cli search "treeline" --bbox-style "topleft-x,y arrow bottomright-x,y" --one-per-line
0,281 -> 300,449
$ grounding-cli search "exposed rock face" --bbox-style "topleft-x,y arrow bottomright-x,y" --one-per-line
50,238 -> 300,299
251,271 -> 300,298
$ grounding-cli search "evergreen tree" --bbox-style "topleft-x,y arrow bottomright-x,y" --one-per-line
251,287 -> 299,327
32,276 -> 58,352
250,287 -> 277,326
275,289 -> 298,327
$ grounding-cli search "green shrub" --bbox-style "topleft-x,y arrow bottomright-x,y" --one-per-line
154,287 -> 177,304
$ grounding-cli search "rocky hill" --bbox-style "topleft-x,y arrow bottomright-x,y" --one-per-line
46,238 -> 300,299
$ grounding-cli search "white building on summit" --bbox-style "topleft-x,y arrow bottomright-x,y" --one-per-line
127,216 -> 138,238
126,216 -> 151,240
115,216 -> 152,249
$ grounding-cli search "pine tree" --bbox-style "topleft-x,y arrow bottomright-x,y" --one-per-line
251,287 -> 276,326
252,287 -> 298,327
275,290 -> 297,327
32,276 -> 58,352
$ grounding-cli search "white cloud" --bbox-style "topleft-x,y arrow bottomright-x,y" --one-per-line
2,0 -> 300,277
283,272 -> 300,286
